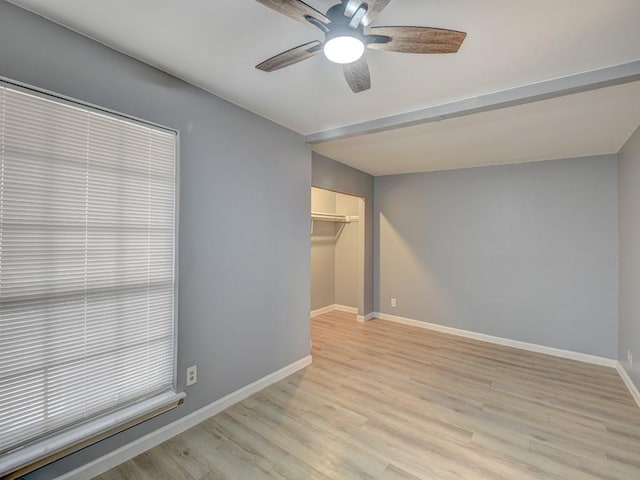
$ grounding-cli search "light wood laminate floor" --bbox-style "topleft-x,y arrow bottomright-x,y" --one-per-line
96,312 -> 640,480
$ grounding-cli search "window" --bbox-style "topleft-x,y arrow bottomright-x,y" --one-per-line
0,85 -> 178,463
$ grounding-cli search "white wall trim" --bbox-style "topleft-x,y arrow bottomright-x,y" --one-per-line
357,312 -> 376,323
310,305 -> 336,318
373,312 -> 617,368
311,304 -> 358,318
56,355 -> 312,480
334,304 -> 358,314
616,361 -> 640,408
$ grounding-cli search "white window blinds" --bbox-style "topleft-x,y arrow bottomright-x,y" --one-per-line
0,86 -> 177,455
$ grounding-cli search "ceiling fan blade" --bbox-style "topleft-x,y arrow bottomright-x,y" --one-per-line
367,26 -> 467,54
343,0 -> 364,18
256,41 -> 322,72
362,0 -> 391,26
255,0 -> 330,26
343,56 -> 371,93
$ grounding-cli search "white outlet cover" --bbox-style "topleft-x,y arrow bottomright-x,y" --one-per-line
187,365 -> 197,386
628,350 -> 633,367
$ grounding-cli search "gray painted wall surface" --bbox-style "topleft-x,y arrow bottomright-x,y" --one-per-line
312,152 -> 374,314
0,2 -> 311,478
375,155 -> 618,358
311,188 -> 336,310
334,194 -> 360,309
619,126 -> 640,390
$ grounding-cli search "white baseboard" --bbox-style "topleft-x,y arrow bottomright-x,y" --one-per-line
616,361 -> 640,408
311,304 -> 374,323
311,304 -> 358,318
357,312 -> 376,323
57,355 -> 312,480
373,312 -> 617,368
310,304 -> 336,317
334,304 -> 358,314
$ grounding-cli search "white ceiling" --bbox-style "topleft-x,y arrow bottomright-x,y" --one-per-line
8,0 -> 640,176
312,81 -> 640,175
8,0 -> 640,137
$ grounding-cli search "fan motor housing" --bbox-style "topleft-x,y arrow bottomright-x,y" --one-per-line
325,3 -> 366,45
326,3 -> 365,32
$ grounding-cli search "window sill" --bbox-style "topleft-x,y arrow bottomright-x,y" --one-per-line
1,391 -> 186,480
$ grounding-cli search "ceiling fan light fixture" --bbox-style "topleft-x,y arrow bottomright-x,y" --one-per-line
323,34 -> 365,64
254,0 -> 467,94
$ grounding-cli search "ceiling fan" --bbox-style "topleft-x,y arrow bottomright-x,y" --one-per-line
254,0 -> 467,93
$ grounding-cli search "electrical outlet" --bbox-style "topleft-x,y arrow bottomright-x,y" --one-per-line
187,365 -> 197,386
628,350 -> 633,368
391,298 -> 397,307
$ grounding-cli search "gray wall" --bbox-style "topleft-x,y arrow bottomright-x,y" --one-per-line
0,2 -> 311,478
375,155 -> 619,358
334,193 -> 360,309
311,187 -> 336,310
312,152 -> 374,315
619,126 -> 640,390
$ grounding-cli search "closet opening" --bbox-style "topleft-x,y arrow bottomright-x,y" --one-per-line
310,187 -> 365,321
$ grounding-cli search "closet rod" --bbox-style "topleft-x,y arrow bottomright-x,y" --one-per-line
311,212 -> 351,223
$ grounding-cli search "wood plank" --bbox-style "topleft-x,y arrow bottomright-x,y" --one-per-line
95,311 -> 640,480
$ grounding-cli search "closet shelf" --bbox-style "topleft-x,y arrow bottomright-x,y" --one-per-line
311,212 -> 359,223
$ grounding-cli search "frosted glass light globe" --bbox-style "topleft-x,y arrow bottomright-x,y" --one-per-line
323,35 -> 365,64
